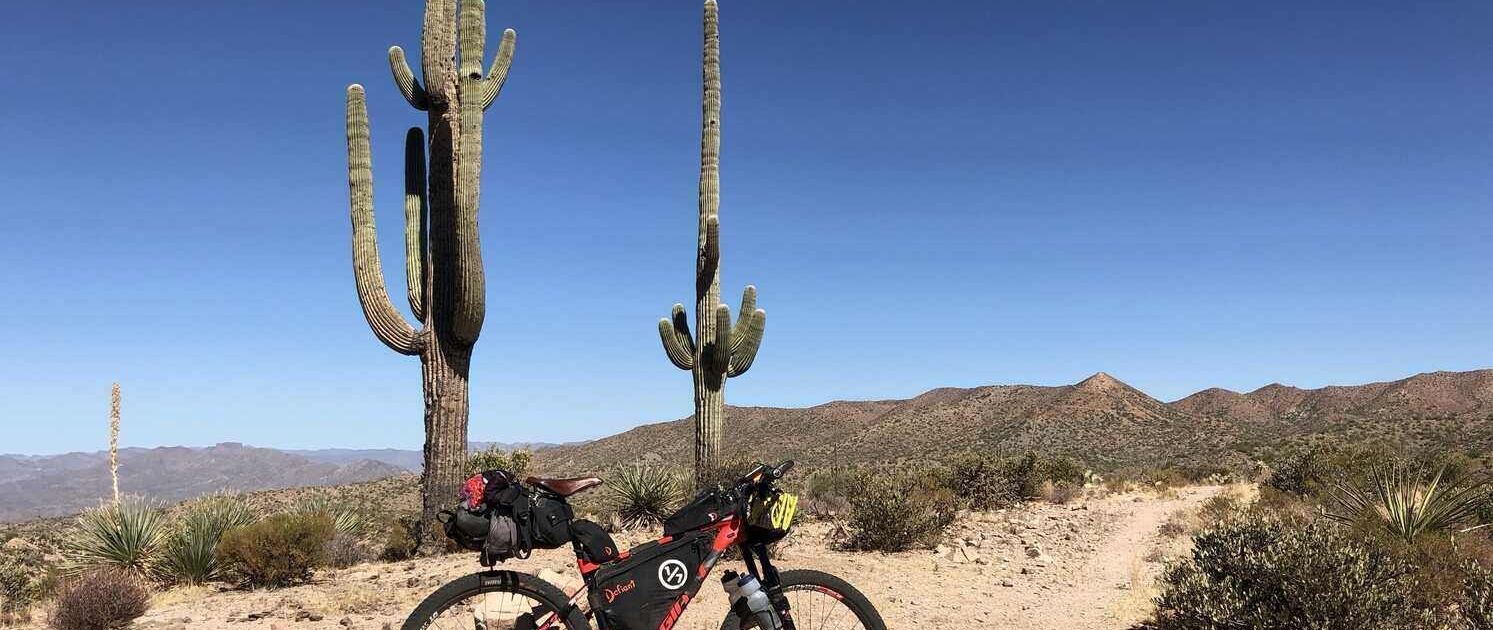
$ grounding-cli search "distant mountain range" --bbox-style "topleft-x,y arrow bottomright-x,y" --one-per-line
7,369 -> 1491,521
0,443 -> 404,522
531,369 -> 1493,476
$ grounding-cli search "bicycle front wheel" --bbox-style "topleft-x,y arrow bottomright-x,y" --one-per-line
402,570 -> 591,630
718,569 -> 886,630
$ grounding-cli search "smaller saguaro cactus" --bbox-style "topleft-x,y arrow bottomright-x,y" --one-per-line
658,0 -> 767,488
109,383 -> 120,504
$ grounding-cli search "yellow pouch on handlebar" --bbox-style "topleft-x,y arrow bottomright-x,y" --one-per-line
747,491 -> 799,540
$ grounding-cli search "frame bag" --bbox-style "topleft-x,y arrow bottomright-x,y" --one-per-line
589,533 -> 712,630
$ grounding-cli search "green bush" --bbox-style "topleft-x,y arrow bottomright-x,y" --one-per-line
606,465 -> 685,529
1,540 -> 57,623
217,513 -> 333,588
949,454 -> 1016,510
800,465 -> 860,516
844,471 -> 956,552
62,499 -> 168,581
378,515 -> 418,562
160,494 -> 256,585
1144,516 -> 1435,630
467,446 -> 532,477
48,571 -> 149,630
1463,561 -> 1493,630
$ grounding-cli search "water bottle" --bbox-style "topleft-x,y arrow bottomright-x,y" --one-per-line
728,573 -> 782,630
721,570 -> 743,601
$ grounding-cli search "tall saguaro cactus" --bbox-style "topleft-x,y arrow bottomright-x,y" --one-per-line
343,0 -> 515,552
658,0 -> 767,489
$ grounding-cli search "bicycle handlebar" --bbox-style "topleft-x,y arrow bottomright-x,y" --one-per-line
733,460 -> 795,494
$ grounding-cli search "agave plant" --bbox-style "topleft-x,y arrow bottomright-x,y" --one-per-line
62,497 -> 168,580
292,495 -> 374,539
1325,464 -> 1488,543
160,494 -> 257,585
606,465 -> 686,529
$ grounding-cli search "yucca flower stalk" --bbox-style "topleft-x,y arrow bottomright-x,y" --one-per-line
1325,464 -> 1488,543
109,383 -> 120,505
63,497 -> 168,580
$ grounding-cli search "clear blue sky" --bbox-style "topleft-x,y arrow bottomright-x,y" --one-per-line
2,1 -> 1490,455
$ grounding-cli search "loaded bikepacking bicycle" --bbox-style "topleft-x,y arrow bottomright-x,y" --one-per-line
404,461 -> 886,630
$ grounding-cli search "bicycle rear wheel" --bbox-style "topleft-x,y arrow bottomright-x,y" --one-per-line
718,569 -> 886,630
402,571 -> 591,630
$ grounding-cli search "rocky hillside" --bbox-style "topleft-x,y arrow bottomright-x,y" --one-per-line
534,369 -> 1493,476
11,369 -> 1489,521
0,444 -> 404,522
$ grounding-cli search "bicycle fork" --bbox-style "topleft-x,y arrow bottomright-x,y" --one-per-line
742,543 -> 796,630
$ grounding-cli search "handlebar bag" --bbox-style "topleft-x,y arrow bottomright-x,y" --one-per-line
746,489 -> 799,544
663,489 -> 737,537
589,532 -> 712,630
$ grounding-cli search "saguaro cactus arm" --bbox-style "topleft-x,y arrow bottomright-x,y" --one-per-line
659,303 -> 696,371
347,85 -> 424,356
388,47 -> 429,111
480,29 -> 516,109
727,307 -> 765,377
403,128 -> 429,321
445,0 -> 496,345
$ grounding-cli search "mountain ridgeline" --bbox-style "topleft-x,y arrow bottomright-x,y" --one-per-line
6,369 -> 1490,522
532,369 -> 1493,477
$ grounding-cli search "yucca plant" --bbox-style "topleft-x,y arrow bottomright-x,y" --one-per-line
1325,464 -> 1488,543
291,495 -> 374,539
606,465 -> 685,529
160,494 -> 256,585
62,498 -> 167,580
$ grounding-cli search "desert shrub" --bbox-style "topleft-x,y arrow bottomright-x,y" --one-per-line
1195,491 -> 1244,525
1104,474 -> 1134,494
1035,455 -> 1085,487
844,470 -> 956,552
1265,446 -> 1339,497
949,454 -> 1016,510
62,499 -> 168,580
1325,464 -> 1486,543
467,446 -> 532,477
1,541 -> 57,624
606,465 -> 685,529
697,456 -> 761,492
1040,480 -> 1081,504
48,571 -> 149,630
291,495 -> 374,540
378,515 -> 418,562
1157,515 -> 1189,539
324,534 -> 370,569
217,513 -> 333,588
1145,516 -> 1434,630
1464,561 -> 1493,630
1145,468 -> 1191,491
799,465 -> 860,516
160,494 -> 256,585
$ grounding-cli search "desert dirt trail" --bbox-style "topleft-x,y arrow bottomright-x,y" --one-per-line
75,487 -> 1220,630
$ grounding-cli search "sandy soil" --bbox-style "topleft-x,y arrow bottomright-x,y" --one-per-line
21,487 -> 1218,630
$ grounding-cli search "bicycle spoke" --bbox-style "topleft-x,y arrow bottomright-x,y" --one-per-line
425,589 -> 549,630
782,586 -> 861,630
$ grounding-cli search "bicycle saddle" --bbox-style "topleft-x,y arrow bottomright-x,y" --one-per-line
526,475 -> 603,497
